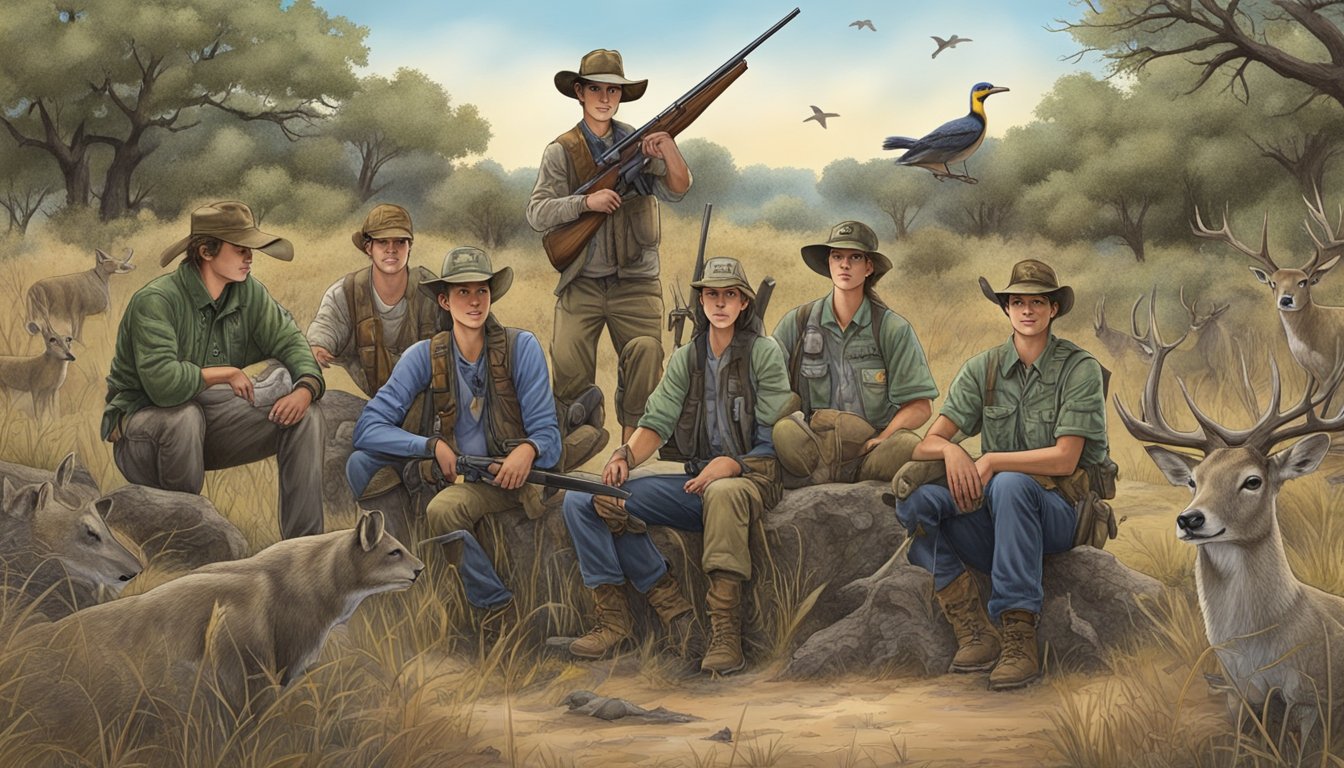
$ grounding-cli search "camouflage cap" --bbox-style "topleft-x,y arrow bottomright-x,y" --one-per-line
690,256 -> 756,301
800,221 -> 893,284
157,201 -> 293,268
555,49 -> 648,102
978,258 -> 1074,318
351,203 -> 414,253
420,246 -> 513,302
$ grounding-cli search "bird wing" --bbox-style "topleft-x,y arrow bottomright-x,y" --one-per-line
932,35 -> 947,45
849,20 -> 861,27
809,105 -> 824,116
894,116 -> 984,162
863,20 -> 876,30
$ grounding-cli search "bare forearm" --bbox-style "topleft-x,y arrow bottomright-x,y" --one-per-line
201,367 -> 243,387
983,445 -> 1080,477
624,427 -> 665,466
877,399 -> 932,440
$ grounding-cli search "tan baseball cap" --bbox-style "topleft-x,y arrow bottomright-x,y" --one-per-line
157,201 -> 293,268
351,203 -> 414,253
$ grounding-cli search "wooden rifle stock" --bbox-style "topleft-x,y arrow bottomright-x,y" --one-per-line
541,61 -> 749,272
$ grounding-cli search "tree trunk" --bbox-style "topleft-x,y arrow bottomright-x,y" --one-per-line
1113,197 -> 1149,262
1255,130 -> 1341,200
99,143 -> 148,221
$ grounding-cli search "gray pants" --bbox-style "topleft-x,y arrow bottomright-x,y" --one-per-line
113,384 -> 325,539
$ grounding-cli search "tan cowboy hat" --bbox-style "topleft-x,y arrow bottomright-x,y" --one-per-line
690,256 -> 757,302
420,246 -> 513,302
158,201 -> 293,267
350,203 -> 414,253
801,221 -> 893,284
554,49 -> 648,102
978,258 -> 1074,318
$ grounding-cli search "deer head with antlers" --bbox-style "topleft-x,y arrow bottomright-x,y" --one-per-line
1115,298 -> 1344,749
1193,190 -> 1344,407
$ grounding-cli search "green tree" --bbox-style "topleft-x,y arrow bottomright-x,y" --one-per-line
0,141 -> 58,234
328,68 -> 491,202
0,0 -> 367,220
818,158 -> 932,238
427,161 -> 530,248
675,138 -> 738,213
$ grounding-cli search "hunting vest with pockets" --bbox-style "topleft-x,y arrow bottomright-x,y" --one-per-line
343,265 -> 440,394
984,343 -> 1119,549
555,123 -> 659,279
406,319 -> 529,458
788,296 -> 892,423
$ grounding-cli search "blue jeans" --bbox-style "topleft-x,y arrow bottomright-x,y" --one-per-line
895,472 -> 1077,619
346,450 -> 512,610
564,474 -> 716,592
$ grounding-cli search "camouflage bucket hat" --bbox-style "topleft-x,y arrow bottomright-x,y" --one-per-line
420,246 -> 513,302
800,221 -> 893,284
157,201 -> 294,268
554,49 -> 648,102
978,258 -> 1074,318
690,256 -> 756,302
351,203 -> 414,253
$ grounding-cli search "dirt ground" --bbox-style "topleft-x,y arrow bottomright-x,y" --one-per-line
449,480 -> 1200,767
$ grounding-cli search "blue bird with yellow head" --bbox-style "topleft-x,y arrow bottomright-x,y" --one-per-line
882,82 -> 1009,184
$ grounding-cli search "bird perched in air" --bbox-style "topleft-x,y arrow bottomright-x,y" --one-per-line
849,19 -> 876,31
882,82 -> 1008,184
931,35 -> 972,58
803,105 -> 839,129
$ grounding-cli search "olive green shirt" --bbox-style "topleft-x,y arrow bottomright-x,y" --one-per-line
639,334 -> 792,457
940,334 -> 1108,467
772,296 -> 939,429
102,261 -> 324,440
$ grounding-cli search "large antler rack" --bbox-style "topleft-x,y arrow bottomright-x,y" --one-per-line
1192,205 -> 1277,273
1303,186 -> 1344,273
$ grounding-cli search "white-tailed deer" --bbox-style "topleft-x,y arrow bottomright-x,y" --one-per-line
1115,303 -> 1344,753
0,314 -> 75,421
1093,294 -> 1152,360
1097,288 -> 1230,366
1194,192 -> 1344,410
25,248 -> 135,341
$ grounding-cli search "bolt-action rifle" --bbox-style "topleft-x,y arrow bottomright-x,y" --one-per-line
542,8 -> 800,272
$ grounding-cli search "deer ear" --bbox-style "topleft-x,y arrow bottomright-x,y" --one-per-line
357,510 -> 385,552
7,482 -> 52,520
25,321 -> 39,335
1271,433 -> 1330,481
117,262 -> 137,273
93,497 -> 114,519
95,249 -> 111,263
1249,267 -> 1271,285
1145,446 -> 1200,489
1311,253 -> 1341,281
54,452 -> 76,488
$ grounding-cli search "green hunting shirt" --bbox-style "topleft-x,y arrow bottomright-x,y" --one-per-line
102,261 -> 324,440
940,334 -> 1108,467
772,296 -> 939,429
639,334 -> 793,458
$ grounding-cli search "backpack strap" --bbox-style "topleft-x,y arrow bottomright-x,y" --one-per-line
984,348 -> 1001,409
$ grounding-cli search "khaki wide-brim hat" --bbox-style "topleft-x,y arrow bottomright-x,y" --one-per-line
420,246 -> 513,302
158,201 -> 293,267
555,49 -> 648,102
978,258 -> 1074,318
801,220 -> 893,284
690,256 -> 757,302
351,203 -> 414,253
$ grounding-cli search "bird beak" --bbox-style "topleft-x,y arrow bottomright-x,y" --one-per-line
986,87 -> 1010,95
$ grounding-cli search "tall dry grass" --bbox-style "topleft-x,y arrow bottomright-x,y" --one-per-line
2,210 -> 1344,764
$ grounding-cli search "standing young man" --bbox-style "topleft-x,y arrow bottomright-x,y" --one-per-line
526,48 -> 692,444
306,204 -> 439,397
896,260 -> 1109,690
772,221 -> 938,486
561,257 -> 792,675
103,201 -> 325,539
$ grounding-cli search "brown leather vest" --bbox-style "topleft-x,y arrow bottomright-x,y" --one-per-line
343,265 -> 439,395
411,319 -> 528,457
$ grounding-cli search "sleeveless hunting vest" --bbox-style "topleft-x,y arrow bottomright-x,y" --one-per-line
788,297 -> 892,418
343,265 -> 439,394
661,330 -> 760,463
412,319 -> 528,457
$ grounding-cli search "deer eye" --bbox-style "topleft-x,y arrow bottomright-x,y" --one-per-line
1240,476 -> 1263,491
85,524 -> 102,543
1298,280 -> 1307,288
387,548 -> 402,559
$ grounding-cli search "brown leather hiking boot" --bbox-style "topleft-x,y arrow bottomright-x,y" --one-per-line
935,571 -> 1001,673
701,572 -> 744,675
989,610 -> 1041,690
645,572 -> 701,658
569,584 -> 634,659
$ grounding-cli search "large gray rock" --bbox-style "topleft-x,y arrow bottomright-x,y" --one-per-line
102,485 -> 248,569
781,546 -> 1166,680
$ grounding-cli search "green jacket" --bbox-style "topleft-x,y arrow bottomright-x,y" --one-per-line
940,334 -> 1108,467
102,261 -> 324,439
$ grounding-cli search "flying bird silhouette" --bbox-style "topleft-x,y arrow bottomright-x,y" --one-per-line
849,19 -> 876,31
882,82 -> 1008,184
803,106 -> 839,129
931,35 -> 972,59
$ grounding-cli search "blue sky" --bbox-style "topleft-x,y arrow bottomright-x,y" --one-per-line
312,0 -> 1106,172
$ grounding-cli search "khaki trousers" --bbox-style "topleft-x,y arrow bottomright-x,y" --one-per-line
113,384 -> 325,539
552,276 -> 663,427
774,417 -> 921,485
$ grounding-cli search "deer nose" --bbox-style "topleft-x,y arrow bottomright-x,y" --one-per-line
1279,295 -> 1295,308
1177,510 -> 1206,531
